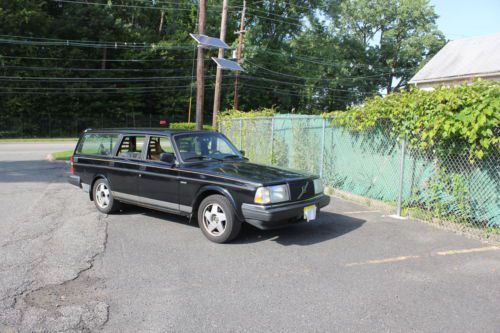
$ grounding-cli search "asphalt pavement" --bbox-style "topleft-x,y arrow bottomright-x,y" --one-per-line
1,142 -> 499,332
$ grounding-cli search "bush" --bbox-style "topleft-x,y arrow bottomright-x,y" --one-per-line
219,108 -> 276,120
327,80 -> 500,160
169,122 -> 213,131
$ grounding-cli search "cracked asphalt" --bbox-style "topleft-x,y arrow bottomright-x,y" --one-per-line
1,142 -> 499,332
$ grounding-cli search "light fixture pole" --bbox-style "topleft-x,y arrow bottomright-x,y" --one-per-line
233,0 -> 246,111
195,0 -> 206,131
212,0 -> 229,129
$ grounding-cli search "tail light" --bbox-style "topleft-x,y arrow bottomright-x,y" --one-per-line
70,155 -> 74,174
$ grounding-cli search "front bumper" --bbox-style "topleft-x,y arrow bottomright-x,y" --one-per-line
241,194 -> 330,230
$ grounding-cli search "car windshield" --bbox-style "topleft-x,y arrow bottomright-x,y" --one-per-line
174,132 -> 243,162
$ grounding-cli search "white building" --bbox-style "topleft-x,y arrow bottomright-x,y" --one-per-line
409,32 -> 500,90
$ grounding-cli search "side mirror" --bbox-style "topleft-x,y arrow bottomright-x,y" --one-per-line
239,150 -> 245,157
160,152 -> 176,165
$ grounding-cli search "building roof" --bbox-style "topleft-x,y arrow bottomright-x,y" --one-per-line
409,32 -> 500,84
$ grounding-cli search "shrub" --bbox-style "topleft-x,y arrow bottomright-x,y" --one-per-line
169,122 -> 213,131
327,80 -> 500,160
218,108 -> 276,120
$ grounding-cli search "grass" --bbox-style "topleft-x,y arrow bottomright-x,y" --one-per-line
0,138 -> 77,143
51,150 -> 74,161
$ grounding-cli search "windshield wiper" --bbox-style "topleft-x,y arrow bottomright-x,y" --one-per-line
184,155 -> 223,162
222,154 -> 242,160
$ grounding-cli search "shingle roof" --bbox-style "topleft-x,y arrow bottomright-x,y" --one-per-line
409,32 -> 500,84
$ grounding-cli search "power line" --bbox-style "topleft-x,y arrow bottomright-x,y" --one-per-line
244,60 -> 400,82
239,75 -> 377,94
0,55 -> 211,63
0,83 -> 235,95
1,65 -> 194,72
53,0 -> 228,12
0,75 -> 218,82
0,35 -> 191,50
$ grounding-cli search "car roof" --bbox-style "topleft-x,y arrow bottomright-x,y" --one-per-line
83,128 -> 214,136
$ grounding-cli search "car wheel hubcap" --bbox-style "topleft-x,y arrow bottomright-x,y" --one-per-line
95,183 -> 110,209
203,203 -> 226,236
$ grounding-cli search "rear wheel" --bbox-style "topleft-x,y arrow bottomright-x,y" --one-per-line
197,195 -> 241,243
93,178 -> 120,214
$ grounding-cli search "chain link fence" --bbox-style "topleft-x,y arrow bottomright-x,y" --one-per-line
220,115 -> 500,239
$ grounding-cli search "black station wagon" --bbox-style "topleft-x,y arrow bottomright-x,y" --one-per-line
68,128 -> 330,243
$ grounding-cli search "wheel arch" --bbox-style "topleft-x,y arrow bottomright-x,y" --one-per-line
89,173 -> 109,201
190,185 -> 243,222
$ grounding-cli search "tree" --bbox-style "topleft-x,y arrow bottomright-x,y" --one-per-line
334,0 -> 446,94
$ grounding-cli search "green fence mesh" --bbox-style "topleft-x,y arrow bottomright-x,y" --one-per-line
220,115 -> 500,233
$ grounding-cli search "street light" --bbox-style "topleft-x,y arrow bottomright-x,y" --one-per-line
189,33 -> 244,129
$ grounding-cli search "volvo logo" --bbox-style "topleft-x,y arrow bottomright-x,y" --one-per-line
297,182 -> 309,199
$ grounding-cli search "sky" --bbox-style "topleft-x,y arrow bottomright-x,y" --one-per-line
430,0 -> 500,40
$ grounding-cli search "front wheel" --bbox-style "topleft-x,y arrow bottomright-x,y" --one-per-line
92,178 -> 120,214
197,195 -> 242,243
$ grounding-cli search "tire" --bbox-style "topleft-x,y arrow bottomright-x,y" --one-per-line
92,178 -> 120,214
197,194 -> 242,243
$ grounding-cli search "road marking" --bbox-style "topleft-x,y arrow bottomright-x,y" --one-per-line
342,210 -> 380,214
435,246 -> 499,256
344,246 -> 499,267
345,255 -> 420,267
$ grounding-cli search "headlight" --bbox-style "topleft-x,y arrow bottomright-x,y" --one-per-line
254,185 -> 290,204
313,178 -> 324,194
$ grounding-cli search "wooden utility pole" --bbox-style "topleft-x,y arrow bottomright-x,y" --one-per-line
212,0 -> 229,130
195,0 -> 206,130
233,0 -> 246,111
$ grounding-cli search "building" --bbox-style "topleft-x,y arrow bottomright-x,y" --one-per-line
409,32 -> 500,90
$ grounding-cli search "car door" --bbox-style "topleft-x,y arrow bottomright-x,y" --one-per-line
107,135 -> 146,200
137,135 -> 180,213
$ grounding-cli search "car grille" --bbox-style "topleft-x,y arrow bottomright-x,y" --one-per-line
288,179 -> 315,201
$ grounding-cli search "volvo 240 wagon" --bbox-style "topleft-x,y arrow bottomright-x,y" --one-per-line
68,129 -> 330,243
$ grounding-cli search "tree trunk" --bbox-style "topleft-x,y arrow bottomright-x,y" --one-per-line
158,10 -> 165,34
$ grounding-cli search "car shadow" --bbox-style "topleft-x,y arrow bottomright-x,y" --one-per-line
233,212 -> 365,246
118,206 -> 365,246
117,205 -> 198,228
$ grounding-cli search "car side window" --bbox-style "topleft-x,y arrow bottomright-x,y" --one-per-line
116,136 -> 145,159
77,133 -> 119,156
147,136 -> 174,161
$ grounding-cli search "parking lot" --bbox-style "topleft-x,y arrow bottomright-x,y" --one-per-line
1,142 -> 499,332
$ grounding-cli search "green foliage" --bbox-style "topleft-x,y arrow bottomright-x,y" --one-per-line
417,167 -> 473,223
0,0 -> 445,136
336,0 -> 445,94
219,108 -> 276,120
329,80 -> 500,160
169,122 -> 213,131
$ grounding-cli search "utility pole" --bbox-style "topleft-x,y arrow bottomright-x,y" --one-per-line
195,0 -> 206,130
212,0 -> 229,129
233,0 -> 246,111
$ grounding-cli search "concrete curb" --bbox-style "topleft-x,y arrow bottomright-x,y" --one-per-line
327,187 -> 395,214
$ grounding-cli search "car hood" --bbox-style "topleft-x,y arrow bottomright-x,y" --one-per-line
183,160 -> 312,185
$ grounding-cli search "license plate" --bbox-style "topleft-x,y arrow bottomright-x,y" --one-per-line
304,205 -> 317,222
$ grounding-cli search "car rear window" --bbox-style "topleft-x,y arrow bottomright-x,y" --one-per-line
77,133 -> 119,156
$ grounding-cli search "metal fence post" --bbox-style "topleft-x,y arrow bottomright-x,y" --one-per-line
239,118 -> 243,149
320,117 -> 326,178
396,137 -> 407,217
270,117 -> 275,164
